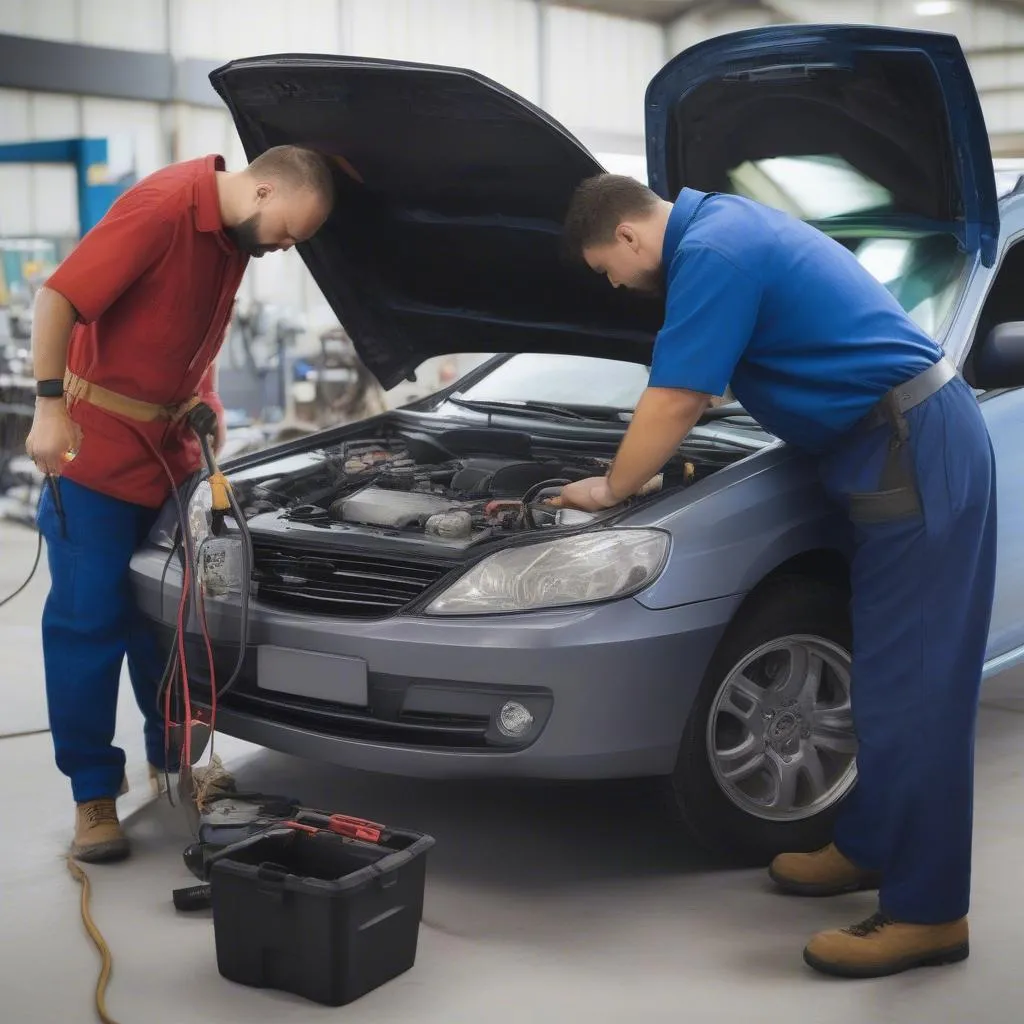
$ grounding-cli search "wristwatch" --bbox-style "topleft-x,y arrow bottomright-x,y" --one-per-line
35,378 -> 64,399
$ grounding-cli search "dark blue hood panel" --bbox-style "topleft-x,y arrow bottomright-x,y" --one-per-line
210,55 -> 663,390
646,25 -> 998,267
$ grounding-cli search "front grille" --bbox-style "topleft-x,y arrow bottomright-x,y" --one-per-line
250,543 -> 455,618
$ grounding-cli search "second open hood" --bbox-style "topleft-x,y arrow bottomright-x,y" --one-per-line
645,24 -> 998,265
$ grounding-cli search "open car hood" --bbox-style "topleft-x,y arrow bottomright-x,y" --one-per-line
209,55 -> 662,390
211,27 -> 997,389
646,25 -> 998,266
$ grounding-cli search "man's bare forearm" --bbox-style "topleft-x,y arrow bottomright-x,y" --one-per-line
606,387 -> 710,500
31,286 -> 78,384
25,286 -> 83,475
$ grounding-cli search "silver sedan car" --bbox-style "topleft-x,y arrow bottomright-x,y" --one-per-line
131,24 -> 1024,862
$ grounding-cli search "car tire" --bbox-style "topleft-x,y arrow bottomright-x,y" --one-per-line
665,574 -> 856,866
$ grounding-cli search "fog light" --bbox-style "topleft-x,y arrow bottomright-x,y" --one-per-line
497,701 -> 534,739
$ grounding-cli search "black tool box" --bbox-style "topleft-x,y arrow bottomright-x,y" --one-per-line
208,809 -> 434,1006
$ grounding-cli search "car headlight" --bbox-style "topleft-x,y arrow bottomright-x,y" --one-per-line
145,479 -> 210,553
425,529 -> 669,616
186,480 -> 213,557
146,498 -> 180,551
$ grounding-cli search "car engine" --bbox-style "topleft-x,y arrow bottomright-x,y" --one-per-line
233,428 -> 697,548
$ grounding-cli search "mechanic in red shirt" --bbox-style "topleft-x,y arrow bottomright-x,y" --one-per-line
25,145 -> 335,862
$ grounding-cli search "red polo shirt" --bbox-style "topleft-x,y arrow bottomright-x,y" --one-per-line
45,154 -> 249,508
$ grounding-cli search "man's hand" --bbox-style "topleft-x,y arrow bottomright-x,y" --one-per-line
557,388 -> 710,512
558,476 -> 620,513
26,399 -> 83,476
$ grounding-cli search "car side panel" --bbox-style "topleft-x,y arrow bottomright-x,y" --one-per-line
979,388 -> 1024,661
628,447 -> 849,610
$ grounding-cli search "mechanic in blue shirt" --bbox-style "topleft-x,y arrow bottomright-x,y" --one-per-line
558,175 -> 996,980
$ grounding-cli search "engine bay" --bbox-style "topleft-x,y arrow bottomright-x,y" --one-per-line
230,425 -> 709,549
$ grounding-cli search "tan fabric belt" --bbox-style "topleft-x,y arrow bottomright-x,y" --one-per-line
64,370 -> 199,424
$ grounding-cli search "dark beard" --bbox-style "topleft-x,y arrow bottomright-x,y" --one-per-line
224,213 -> 275,257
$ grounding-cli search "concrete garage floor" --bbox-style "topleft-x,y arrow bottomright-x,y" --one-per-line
2,521 -> 1024,1023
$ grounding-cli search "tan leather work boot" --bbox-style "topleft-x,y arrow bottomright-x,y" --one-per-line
769,842 -> 881,896
804,911 -> 969,978
71,798 -> 130,863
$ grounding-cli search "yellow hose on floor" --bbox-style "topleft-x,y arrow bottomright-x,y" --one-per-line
66,855 -> 121,1024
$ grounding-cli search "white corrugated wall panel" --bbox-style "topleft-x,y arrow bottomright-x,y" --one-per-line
667,13 -> 711,55
778,0 -> 873,23
29,94 -> 80,138
970,52 -> 1021,98
171,0 -> 340,61
343,0 -> 540,103
0,90 -> 32,142
32,165 -> 78,236
666,3 -> 770,53
543,6 -> 663,136
172,105 -> 234,162
79,0 -> 167,52
972,3 -> 1024,48
0,91 -> 78,238
0,167 -> 34,236
81,99 -> 166,179
982,94 -> 1013,136
0,0 -> 76,43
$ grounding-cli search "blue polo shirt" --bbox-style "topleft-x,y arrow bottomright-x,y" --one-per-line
647,188 -> 943,452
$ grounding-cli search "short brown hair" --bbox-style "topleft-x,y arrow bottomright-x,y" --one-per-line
562,173 -> 659,259
247,145 -> 336,209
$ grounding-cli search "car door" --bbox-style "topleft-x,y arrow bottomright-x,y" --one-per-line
945,212 -> 1024,670
978,384 -> 1024,668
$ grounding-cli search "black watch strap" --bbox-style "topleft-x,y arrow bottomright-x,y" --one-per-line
36,378 -> 65,399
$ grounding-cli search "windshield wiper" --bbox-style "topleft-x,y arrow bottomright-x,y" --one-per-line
446,395 -> 623,422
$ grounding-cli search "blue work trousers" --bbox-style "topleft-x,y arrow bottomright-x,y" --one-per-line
818,374 -> 997,924
37,478 -> 169,803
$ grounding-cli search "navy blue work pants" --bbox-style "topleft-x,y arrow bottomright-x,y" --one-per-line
817,374 -> 997,924
37,478 -> 169,803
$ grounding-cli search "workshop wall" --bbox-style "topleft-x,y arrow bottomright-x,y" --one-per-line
0,91 -> 79,239
0,0 -> 663,400
8,0 -> 1024,402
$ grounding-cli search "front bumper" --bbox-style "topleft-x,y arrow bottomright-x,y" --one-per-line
130,545 -> 742,780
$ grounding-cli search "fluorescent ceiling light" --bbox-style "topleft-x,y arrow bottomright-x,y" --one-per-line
914,1 -> 956,15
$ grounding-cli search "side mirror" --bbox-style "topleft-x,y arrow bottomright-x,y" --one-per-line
973,321 -> 1024,390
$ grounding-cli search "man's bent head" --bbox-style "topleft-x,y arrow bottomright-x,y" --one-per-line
562,174 -> 670,294
226,146 -> 336,257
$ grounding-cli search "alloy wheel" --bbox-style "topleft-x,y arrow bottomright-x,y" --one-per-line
706,635 -> 857,822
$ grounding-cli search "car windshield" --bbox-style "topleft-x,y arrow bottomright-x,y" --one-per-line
456,354 -> 651,411
453,156 -> 968,418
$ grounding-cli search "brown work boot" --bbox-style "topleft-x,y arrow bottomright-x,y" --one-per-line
71,798 -> 130,863
803,911 -> 969,978
769,843 -> 881,896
